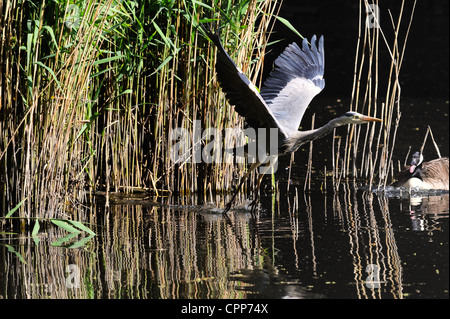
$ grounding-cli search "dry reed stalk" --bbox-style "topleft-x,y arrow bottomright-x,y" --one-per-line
419,126 -> 442,159
331,0 -> 416,190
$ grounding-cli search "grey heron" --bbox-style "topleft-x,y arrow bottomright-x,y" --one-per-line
394,152 -> 449,190
201,25 -> 382,214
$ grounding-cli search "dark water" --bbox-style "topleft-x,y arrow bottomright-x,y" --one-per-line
0,185 -> 447,299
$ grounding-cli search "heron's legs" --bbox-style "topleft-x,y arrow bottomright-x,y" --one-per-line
223,162 -> 261,215
249,162 -> 273,214
249,173 -> 265,215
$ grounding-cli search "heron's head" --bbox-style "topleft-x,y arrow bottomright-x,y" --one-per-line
409,151 -> 423,173
341,111 -> 382,124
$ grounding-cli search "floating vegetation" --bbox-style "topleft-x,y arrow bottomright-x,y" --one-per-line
1,198 -> 96,249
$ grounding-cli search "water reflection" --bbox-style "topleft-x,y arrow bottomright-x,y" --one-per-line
400,194 -> 449,232
0,188 -> 447,299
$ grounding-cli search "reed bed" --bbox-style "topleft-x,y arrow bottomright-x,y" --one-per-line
0,0 -> 282,218
331,0 -> 417,190
1,0 -> 420,222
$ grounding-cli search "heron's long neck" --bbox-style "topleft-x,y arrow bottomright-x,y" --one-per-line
287,117 -> 346,153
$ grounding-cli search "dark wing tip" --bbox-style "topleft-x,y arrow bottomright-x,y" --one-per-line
199,23 -> 221,47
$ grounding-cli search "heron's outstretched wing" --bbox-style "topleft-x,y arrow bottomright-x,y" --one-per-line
202,25 -> 289,139
260,36 -> 325,136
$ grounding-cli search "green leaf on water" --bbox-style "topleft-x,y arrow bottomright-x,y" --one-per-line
32,234 -> 40,246
32,220 -> 41,246
51,232 -> 79,247
32,219 -> 40,236
4,244 -> 27,264
68,220 -> 96,235
51,219 -> 81,233
5,198 -> 27,218
66,234 -> 95,249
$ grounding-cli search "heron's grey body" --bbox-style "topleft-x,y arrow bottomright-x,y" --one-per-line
201,25 -> 382,213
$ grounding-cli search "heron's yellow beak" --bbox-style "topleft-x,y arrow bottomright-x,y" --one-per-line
361,115 -> 382,122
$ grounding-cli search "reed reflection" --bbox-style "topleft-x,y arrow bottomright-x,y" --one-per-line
0,189 -> 447,299
330,186 -> 403,298
99,198 -> 268,298
399,194 -> 449,233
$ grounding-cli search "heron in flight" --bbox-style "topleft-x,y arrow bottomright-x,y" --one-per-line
201,25 -> 382,214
